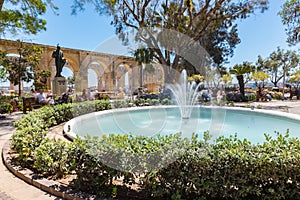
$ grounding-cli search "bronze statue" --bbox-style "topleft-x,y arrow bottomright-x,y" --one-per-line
52,45 -> 66,77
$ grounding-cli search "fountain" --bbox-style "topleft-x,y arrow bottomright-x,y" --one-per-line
166,69 -> 203,119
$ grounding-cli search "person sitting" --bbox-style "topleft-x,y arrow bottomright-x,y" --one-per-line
58,92 -> 70,104
266,93 -> 272,101
36,89 -> 51,105
81,89 -> 88,101
217,89 -> 225,104
201,89 -> 211,102
46,90 -> 55,105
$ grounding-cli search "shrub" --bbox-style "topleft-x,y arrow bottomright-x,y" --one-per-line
11,100 -> 112,175
0,102 -> 13,113
10,100 -> 300,199
34,138 -> 71,179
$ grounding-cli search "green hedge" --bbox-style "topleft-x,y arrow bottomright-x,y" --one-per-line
11,101 -> 300,199
11,100 -> 112,176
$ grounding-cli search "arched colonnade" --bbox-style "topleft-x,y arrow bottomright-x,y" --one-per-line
0,39 -> 165,95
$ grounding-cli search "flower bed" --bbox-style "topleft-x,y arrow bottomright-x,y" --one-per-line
0,96 -> 23,113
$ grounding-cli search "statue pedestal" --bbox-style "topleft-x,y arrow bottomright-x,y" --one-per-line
52,77 -> 67,96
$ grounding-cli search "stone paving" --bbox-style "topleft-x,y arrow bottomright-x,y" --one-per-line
1,100 -> 300,199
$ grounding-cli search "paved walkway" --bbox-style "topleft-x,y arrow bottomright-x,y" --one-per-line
1,100 -> 300,199
234,99 -> 300,115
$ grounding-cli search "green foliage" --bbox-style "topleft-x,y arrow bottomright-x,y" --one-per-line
34,139 -> 71,179
221,73 -> 233,86
258,47 -> 300,87
0,41 -> 44,96
0,102 -> 13,113
11,100 -> 112,174
0,0 -> 58,35
245,92 -> 256,101
134,48 -> 154,65
145,132 -> 300,200
72,0 -> 269,79
68,136 -> 123,196
33,69 -> 51,90
161,98 -> 172,105
112,99 -> 131,108
289,69 -> 300,86
0,96 -> 23,113
0,67 -> 7,82
11,99 -> 300,199
251,70 -> 270,84
279,0 -> 300,45
112,98 -> 169,108
230,62 -> 255,98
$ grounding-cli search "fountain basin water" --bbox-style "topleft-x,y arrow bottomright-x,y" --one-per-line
64,106 -> 300,144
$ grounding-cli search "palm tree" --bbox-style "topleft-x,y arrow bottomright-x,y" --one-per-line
134,48 -> 153,88
230,62 -> 254,100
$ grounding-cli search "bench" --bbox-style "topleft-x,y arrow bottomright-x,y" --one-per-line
290,90 -> 300,100
22,97 -> 41,114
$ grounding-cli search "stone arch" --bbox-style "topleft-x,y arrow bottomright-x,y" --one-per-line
77,57 -> 111,92
87,61 -> 107,91
0,39 -> 140,94
114,62 -> 129,93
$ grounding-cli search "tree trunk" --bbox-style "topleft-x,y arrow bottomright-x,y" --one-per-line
0,0 -> 4,12
237,75 -> 245,100
139,64 -> 143,88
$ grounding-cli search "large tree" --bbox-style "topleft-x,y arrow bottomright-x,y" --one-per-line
33,69 -> 51,90
263,47 -> 299,87
0,0 -> 58,36
72,0 -> 268,83
279,0 -> 300,45
2,40 -> 45,96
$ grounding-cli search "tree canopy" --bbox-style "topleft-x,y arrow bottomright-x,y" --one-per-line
279,0 -> 300,45
0,0 -> 58,36
251,70 -> 269,87
72,0 -> 269,82
289,69 -> 300,86
230,62 -> 254,98
1,40 -> 48,96
261,47 -> 299,87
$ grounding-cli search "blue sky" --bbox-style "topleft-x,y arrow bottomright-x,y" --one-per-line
29,0 -> 298,65
2,0 -> 300,87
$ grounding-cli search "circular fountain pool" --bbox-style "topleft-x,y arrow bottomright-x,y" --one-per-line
64,106 -> 300,143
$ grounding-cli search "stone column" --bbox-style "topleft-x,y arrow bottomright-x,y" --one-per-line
97,78 -> 102,91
